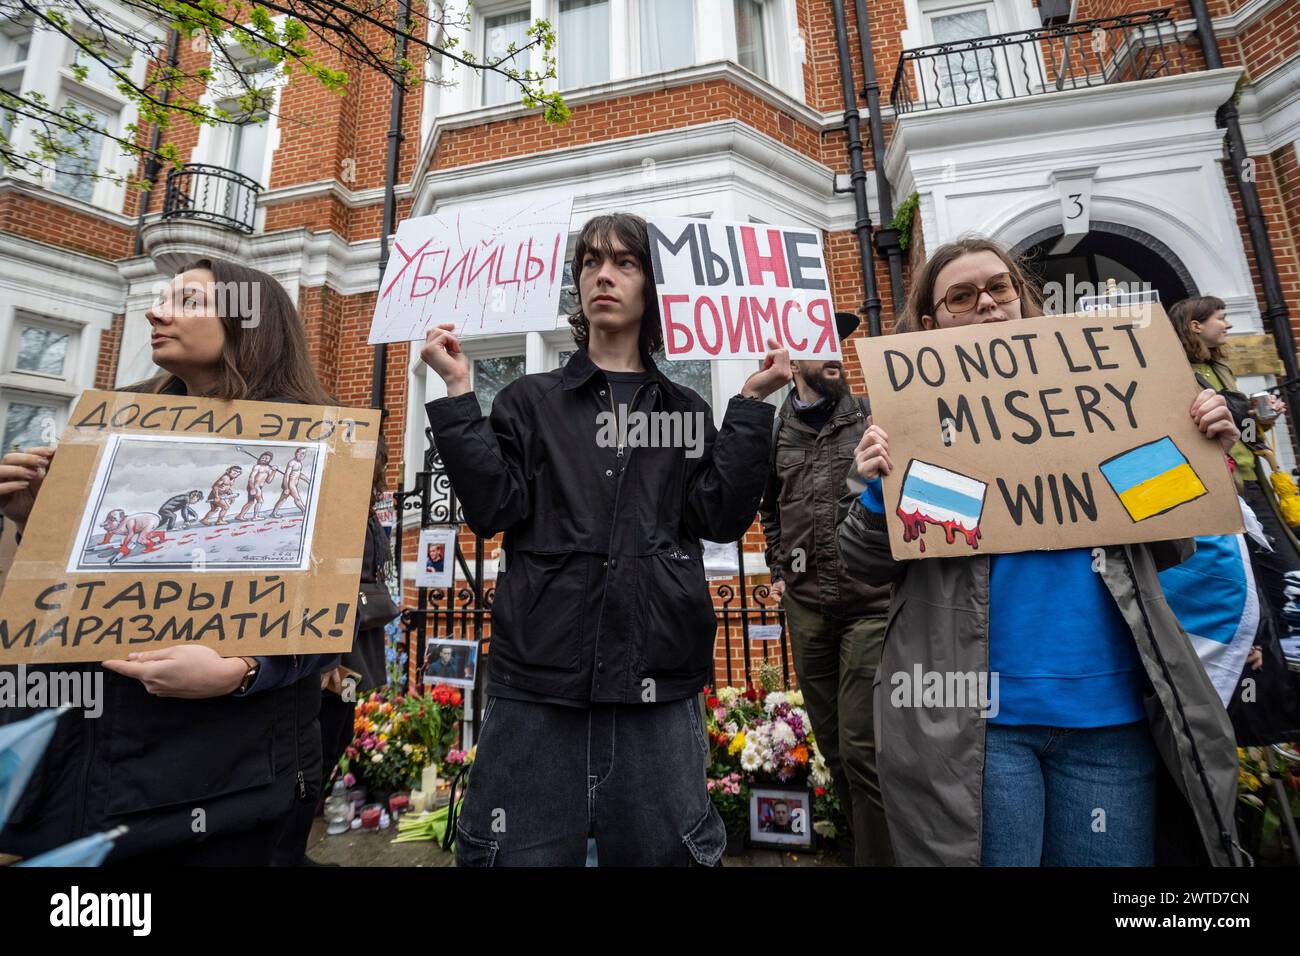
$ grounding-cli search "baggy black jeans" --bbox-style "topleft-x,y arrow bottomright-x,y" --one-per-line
454,695 -> 727,866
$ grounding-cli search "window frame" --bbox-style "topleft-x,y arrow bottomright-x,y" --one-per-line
552,0 -> 613,92
628,0 -> 698,75
48,93 -> 115,205
6,312 -> 81,384
476,1 -> 534,107
0,390 -> 65,454
913,0 -> 1038,106
190,45 -> 285,219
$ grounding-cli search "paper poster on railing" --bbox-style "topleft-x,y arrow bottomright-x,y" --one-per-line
368,194 -> 575,344
646,216 -> 841,361
416,526 -> 457,590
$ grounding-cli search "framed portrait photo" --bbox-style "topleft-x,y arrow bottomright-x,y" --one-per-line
423,637 -> 479,689
749,785 -> 814,850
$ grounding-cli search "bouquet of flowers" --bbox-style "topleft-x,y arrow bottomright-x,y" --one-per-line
339,689 -> 427,793
736,690 -> 832,787
401,684 -> 464,775
706,772 -> 750,835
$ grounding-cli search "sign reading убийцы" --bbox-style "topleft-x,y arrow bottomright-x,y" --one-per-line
852,305 -> 1243,560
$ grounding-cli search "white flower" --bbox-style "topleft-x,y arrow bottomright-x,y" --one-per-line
402,743 -> 413,754
740,746 -> 761,772
789,691 -> 804,707
763,692 -> 787,713
810,751 -> 831,788
773,721 -> 797,748
717,687 -> 741,706
813,820 -> 836,839
371,753 -> 383,763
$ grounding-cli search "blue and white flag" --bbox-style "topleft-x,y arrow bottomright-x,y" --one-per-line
0,705 -> 68,831
17,826 -> 127,867
1158,532 -> 1257,706
898,460 -> 987,531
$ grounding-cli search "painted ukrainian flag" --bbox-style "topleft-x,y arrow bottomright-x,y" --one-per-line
1099,437 -> 1207,522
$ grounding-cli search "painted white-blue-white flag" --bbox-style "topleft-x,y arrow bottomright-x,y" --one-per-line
1158,530 -> 1258,707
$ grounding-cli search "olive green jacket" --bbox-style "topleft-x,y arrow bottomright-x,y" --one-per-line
838,502 -> 1243,867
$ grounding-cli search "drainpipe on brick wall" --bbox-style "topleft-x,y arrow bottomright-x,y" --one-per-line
852,0 -> 905,318
132,28 -> 181,257
1188,0 -> 1300,429
372,0 -> 411,410
832,0 -> 882,337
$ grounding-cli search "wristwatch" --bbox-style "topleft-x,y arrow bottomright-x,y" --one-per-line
234,656 -> 261,695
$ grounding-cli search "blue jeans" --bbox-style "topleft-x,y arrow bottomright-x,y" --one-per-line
980,721 -> 1157,866
454,696 -> 726,866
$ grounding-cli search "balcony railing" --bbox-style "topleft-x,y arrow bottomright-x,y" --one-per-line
161,163 -> 260,234
890,8 -> 1187,115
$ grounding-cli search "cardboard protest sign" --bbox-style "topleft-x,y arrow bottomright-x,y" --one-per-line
0,391 -> 381,663
647,216 -> 840,361
852,306 -> 1243,559
368,194 -> 575,344
0,518 -> 16,597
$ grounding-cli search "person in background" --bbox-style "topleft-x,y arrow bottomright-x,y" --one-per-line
273,434 -> 397,866
838,237 -> 1242,867
1169,297 -> 1299,607
758,309 -> 894,866
1168,297 -> 1300,748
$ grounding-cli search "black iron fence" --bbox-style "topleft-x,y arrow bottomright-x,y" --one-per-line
891,8 -> 1186,115
393,429 -> 791,738
161,163 -> 260,234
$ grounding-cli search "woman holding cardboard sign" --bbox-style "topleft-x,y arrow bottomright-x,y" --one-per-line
838,237 -> 1243,867
0,258 -> 376,866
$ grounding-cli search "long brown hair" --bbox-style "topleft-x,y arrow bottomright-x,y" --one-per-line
898,237 -> 1044,334
128,258 -> 335,405
1168,296 -> 1228,365
566,213 -> 665,355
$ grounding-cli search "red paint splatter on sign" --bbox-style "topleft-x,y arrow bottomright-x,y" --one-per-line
897,506 -> 981,554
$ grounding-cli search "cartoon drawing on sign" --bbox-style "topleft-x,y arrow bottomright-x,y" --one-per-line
200,465 -> 242,525
270,447 -> 312,519
157,489 -> 203,530
895,459 -> 988,553
70,434 -> 325,572
236,450 -> 276,521
1098,436 -> 1207,522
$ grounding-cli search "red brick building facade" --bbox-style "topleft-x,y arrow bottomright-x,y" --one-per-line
2,0 -> 1297,688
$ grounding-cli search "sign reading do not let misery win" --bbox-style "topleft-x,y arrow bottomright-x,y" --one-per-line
852,305 -> 1243,560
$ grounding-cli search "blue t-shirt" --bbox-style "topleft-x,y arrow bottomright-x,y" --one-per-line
860,480 -> 1145,727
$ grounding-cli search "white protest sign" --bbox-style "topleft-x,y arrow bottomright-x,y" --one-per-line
646,216 -> 840,361
369,194 -> 575,344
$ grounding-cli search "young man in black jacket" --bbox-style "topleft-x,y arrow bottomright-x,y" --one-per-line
421,212 -> 790,866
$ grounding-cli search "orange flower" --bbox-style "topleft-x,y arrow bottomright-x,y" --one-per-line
792,745 -> 809,765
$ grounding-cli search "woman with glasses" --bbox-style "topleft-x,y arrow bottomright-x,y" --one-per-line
837,237 -> 1243,867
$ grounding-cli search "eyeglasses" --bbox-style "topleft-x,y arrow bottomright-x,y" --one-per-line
934,272 -> 1020,315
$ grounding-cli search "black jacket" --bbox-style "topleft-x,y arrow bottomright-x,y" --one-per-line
424,348 -> 774,704
759,391 -> 889,617
0,661 -> 323,861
